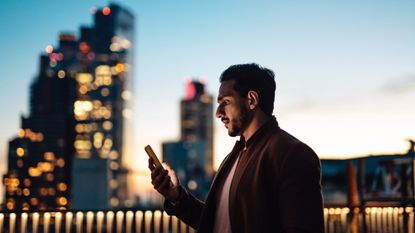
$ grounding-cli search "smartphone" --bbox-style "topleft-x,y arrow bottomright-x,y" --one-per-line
144,145 -> 162,167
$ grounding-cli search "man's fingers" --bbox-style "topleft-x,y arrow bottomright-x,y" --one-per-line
164,163 -> 179,187
150,164 -> 165,180
148,158 -> 155,171
151,169 -> 168,187
158,175 -> 171,191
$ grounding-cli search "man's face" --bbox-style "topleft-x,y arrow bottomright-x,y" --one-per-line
216,80 -> 251,137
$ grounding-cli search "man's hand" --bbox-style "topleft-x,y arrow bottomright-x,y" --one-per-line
148,158 -> 180,203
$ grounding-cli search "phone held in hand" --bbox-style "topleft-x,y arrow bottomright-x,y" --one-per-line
144,145 -> 162,167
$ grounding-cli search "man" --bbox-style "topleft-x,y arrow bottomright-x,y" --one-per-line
149,63 -> 324,233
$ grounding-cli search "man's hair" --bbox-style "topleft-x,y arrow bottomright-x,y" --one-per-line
219,63 -> 276,116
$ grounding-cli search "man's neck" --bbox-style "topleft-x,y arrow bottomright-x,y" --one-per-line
242,111 -> 271,142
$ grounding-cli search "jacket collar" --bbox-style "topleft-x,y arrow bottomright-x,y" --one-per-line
240,116 -> 279,149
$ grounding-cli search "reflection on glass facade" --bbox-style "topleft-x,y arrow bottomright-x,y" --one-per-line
3,4 -> 134,211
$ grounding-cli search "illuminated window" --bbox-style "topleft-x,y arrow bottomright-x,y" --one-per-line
121,39 -> 131,49
5,178 -> 19,191
49,60 -> 57,68
38,162 -> 54,172
56,158 -> 65,168
110,43 -> 120,52
76,151 -> 91,158
110,162 -> 119,170
22,203 -> 29,211
74,140 -> 92,150
95,65 -> 112,86
45,45 -> 54,53
18,129 -> 25,138
48,188 -> 56,196
30,198 -> 39,206
110,179 -> 118,189
23,188 -> 30,196
16,147 -> 25,157
16,189 -> 22,196
28,167 -> 42,177
75,124 -> 83,133
110,197 -> 119,207
74,100 -> 93,120
93,132 -> 104,149
6,200 -> 15,210
24,179 -> 31,187
44,152 -> 55,161
103,121 -> 113,131
103,138 -> 113,151
101,87 -> 110,96
79,42 -> 90,53
46,173 -> 54,182
58,70 -> 66,79
76,73 -> 93,84
57,182 -> 67,191
121,91 -> 131,100
122,109 -> 132,119
109,151 -> 119,160
114,63 -> 124,73
57,197 -> 68,206
79,85 -> 88,94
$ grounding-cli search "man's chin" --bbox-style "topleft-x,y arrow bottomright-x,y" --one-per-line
228,128 -> 240,137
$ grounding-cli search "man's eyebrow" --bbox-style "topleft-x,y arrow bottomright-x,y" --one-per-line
217,95 -> 226,102
217,94 -> 230,102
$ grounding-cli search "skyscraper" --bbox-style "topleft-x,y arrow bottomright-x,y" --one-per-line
162,79 -> 214,199
180,79 -> 214,176
71,3 -> 134,210
2,4 -> 134,211
3,37 -> 78,211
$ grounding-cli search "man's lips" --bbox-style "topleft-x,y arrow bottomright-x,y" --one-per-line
221,118 -> 230,128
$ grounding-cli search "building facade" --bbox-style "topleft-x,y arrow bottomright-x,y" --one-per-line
163,79 -> 213,200
2,4 -> 134,211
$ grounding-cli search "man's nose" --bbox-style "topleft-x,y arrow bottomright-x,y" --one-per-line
216,106 -> 223,118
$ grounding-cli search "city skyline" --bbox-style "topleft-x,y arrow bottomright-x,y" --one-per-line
3,4 -> 135,210
1,1 -> 415,202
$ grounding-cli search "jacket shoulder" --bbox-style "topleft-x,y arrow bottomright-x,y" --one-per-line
263,128 -> 320,169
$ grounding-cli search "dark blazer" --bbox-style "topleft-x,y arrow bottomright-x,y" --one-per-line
164,117 -> 324,233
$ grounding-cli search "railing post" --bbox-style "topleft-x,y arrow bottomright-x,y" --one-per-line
401,163 -> 409,233
347,161 -> 359,233
358,159 -> 368,233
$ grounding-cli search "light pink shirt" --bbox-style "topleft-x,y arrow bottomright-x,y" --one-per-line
212,155 -> 240,233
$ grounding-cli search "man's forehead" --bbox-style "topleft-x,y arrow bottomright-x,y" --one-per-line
218,80 -> 236,99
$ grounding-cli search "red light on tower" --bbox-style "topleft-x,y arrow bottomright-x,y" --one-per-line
102,7 -> 111,16
185,82 -> 196,100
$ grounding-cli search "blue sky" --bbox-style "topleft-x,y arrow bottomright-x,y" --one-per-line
1,0 -> 415,198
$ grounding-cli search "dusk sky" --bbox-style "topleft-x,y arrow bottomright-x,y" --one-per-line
1,0 -> 415,200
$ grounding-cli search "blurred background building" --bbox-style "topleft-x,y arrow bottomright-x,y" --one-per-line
162,79 -> 213,199
322,140 -> 415,207
2,3 -> 135,211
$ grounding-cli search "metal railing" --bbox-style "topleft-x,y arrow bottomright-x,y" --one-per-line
324,207 -> 414,233
0,207 -> 414,233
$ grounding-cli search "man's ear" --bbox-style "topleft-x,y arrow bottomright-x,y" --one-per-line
247,91 -> 259,110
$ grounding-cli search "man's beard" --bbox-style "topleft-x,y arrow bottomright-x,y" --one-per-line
228,104 -> 251,137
